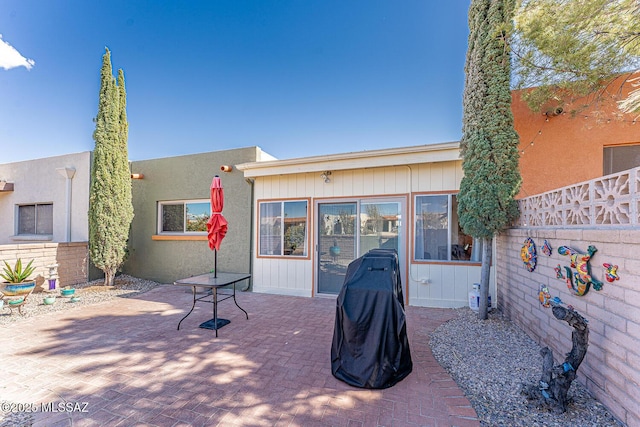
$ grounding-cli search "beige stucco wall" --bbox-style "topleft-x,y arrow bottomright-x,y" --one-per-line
123,147 -> 270,284
0,152 -> 91,245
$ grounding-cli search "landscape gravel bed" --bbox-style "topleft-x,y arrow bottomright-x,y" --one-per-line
0,275 -> 160,326
430,307 -> 624,427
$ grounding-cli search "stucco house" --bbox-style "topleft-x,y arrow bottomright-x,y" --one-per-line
0,147 -> 276,287
123,147 -> 275,284
0,151 -> 91,245
0,151 -> 92,287
514,73 -> 640,197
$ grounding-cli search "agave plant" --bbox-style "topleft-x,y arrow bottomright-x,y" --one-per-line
1,258 -> 36,283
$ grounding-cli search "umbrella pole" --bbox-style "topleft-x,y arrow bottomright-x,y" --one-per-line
214,249 -> 218,278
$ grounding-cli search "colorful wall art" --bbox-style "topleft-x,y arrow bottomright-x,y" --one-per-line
521,237 -> 537,272
539,284 -> 551,308
603,263 -> 620,282
558,245 -> 603,293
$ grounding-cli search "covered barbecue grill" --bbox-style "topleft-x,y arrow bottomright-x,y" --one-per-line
331,249 -> 412,389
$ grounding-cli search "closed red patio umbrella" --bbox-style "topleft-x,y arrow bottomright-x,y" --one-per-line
207,175 -> 228,277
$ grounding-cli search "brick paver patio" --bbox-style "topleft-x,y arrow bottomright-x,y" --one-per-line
0,285 -> 479,426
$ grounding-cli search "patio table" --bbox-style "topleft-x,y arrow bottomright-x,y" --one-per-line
173,272 -> 250,337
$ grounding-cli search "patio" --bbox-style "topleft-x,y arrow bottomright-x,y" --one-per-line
0,285 -> 479,427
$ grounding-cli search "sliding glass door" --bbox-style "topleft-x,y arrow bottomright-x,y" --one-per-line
317,202 -> 357,294
316,199 -> 403,295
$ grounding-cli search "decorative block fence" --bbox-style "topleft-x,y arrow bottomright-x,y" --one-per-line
0,242 -> 88,292
497,166 -> 640,426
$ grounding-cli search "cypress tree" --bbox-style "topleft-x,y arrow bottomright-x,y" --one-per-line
89,48 -> 134,286
458,0 -> 521,320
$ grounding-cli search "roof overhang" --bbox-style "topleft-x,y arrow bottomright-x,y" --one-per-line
236,142 -> 461,178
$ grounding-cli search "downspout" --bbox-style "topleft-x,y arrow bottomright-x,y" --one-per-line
244,177 -> 255,291
56,167 -> 76,242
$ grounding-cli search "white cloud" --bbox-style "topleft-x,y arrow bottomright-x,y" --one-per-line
0,34 -> 35,70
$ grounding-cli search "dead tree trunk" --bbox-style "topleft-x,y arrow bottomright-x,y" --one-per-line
526,305 -> 589,413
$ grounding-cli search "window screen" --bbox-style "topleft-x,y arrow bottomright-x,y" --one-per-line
18,203 -> 53,235
603,144 -> 640,175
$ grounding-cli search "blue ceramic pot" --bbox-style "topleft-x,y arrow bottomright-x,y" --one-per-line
1,281 -> 36,296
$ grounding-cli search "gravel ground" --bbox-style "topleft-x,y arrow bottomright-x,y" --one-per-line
0,274 -> 160,326
430,308 -> 624,427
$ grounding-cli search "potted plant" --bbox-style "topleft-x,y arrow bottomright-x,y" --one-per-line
1,258 -> 37,296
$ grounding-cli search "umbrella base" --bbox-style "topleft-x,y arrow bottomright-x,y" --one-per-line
199,318 -> 230,330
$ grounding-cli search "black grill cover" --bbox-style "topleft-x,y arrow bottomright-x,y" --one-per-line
331,249 -> 412,388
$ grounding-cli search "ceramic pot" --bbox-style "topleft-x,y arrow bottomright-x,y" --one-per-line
60,288 -> 75,297
1,281 -> 36,296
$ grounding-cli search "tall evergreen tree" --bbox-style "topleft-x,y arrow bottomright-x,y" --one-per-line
89,48 -> 134,286
458,0 -> 521,320
512,0 -> 640,113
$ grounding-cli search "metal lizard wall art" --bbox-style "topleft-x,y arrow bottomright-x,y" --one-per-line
557,245 -> 603,296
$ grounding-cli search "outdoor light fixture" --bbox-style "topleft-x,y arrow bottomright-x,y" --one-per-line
320,171 -> 332,183
220,165 -> 233,173
130,173 -> 144,179
544,107 -> 563,117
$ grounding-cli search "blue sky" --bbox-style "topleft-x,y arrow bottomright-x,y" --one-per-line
1,1 -> 470,164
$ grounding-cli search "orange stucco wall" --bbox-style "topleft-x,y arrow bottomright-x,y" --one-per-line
513,74 -> 640,197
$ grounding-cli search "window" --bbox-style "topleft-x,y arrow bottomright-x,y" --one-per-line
158,200 -> 210,234
17,203 -> 53,235
259,200 -> 308,257
603,144 -> 640,175
414,194 -> 480,262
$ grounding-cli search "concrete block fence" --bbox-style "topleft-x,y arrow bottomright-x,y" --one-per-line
0,242 -> 89,292
496,228 -> 640,426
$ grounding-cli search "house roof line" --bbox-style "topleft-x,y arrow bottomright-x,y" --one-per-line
236,141 -> 461,177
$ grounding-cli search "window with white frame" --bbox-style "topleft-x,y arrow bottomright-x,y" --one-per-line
414,194 -> 480,262
259,200 -> 308,257
17,203 -> 53,235
158,200 -> 210,234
